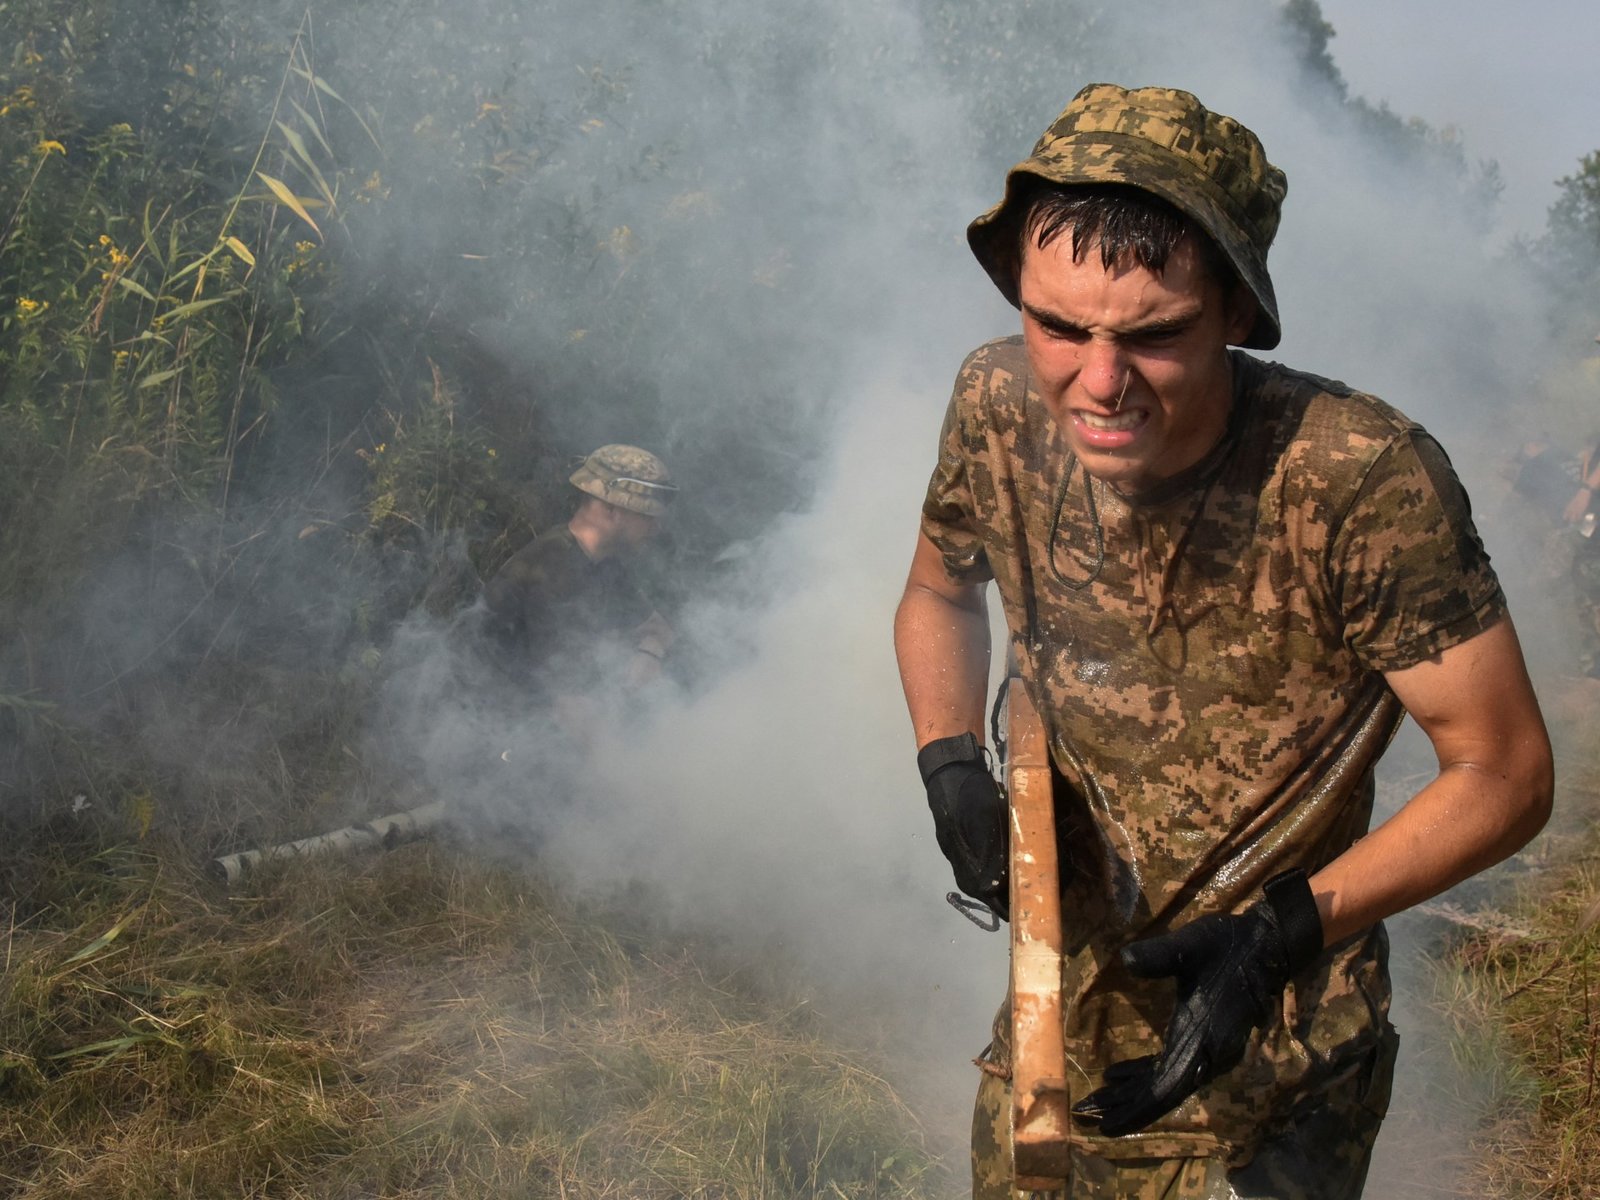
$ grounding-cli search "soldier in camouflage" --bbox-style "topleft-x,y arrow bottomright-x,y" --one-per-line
893,84 -> 1553,1198
483,444 -> 675,699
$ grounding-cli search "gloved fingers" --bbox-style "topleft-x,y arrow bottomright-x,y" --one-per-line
949,784 -> 1008,910
1073,1011 -> 1226,1136
1094,1088 -> 1185,1138
1097,1055 -> 1156,1089
1118,927 -> 1192,980
1079,902 -> 1298,1137
930,815 -> 993,893
1071,1055 -> 1169,1135
923,762 -> 1009,922
950,859 -> 1009,918
1119,912 -> 1242,979
953,773 -> 1006,858
1069,1059 -> 1150,1122
1143,1040 -> 1213,1113
1072,1052 -> 1203,1137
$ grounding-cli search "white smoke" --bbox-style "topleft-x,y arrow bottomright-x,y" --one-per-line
463,0 -> 1589,1183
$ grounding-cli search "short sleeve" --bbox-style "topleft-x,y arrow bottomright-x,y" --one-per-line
1330,430 -> 1506,672
919,362 -> 996,586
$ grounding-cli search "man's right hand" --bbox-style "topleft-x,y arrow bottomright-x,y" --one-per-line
918,733 -> 1009,919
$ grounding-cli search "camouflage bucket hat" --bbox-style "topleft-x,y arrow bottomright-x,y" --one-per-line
569,444 -> 676,517
967,83 -> 1287,350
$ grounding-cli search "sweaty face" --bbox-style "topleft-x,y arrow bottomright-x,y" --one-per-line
1017,231 -> 1254,495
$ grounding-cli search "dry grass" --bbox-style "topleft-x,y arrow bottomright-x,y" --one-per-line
1423,715 -> 1600,1198
0,835 -> 953,1199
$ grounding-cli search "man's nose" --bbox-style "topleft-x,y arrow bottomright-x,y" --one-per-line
1078,341 -> 1131,406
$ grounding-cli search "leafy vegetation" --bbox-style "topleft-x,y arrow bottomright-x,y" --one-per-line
3,0 -> 1599,1195
1535,151 -> 1600,340
1279,0 -> 1505,232
0,7 -> 973,1195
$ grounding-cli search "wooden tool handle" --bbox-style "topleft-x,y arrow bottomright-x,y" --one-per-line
1006,680 -> 1071,1188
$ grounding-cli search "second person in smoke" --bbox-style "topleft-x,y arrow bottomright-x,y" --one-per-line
894,83 -> 1552,1197
483,443 -> 676,711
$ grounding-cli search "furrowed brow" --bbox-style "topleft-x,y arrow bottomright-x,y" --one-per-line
1128,309 -> 1203,337
1021,303 -> 1088,336
1023,302 -> 1204,339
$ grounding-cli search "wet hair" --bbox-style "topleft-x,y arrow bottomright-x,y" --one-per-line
1011,180 -> 1236,291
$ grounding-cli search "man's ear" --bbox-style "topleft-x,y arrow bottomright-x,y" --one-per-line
1224,284 -> 1258,347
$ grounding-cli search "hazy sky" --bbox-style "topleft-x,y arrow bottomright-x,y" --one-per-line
1316,0 -> 1600,242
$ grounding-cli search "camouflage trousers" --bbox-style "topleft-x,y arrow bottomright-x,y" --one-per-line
971,1024 -> 1398,1199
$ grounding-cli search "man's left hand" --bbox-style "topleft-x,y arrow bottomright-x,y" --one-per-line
1073,870 -> 1322,1137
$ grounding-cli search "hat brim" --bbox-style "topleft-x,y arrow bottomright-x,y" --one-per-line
967,132 -> 1281,351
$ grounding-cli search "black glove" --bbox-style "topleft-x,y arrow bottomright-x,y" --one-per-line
1072,869 -> 1323,1137
918,733 -> 1008,920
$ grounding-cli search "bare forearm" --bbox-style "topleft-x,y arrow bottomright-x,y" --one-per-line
1308,618 -> 1554,945
1310,747 -> 1552,944
893,580 -> 991,750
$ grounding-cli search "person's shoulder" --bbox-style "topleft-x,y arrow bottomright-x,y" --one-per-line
1240,354 -> 1420,471
950,335 -> 1030,420
957,333 -> 1027,376
488,525 -> 586,594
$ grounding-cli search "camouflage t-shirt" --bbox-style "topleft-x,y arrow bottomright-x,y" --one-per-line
921,336 -> 1506,1163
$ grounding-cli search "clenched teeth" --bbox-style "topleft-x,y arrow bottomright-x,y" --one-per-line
1080,409 -> 1143,432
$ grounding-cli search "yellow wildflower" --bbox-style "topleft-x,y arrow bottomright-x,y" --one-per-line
34,139 -> 66,157
1,86 -> 34,117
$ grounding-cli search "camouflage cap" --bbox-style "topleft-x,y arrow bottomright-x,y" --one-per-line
967,83 -> 1288,350
569,444 -> 676,517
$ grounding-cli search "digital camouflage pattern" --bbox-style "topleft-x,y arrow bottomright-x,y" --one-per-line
921,337 -> 1505,1169
568,443 -> 676,517
972,1015 -> 1396,1197
967,85 -> 1286,350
